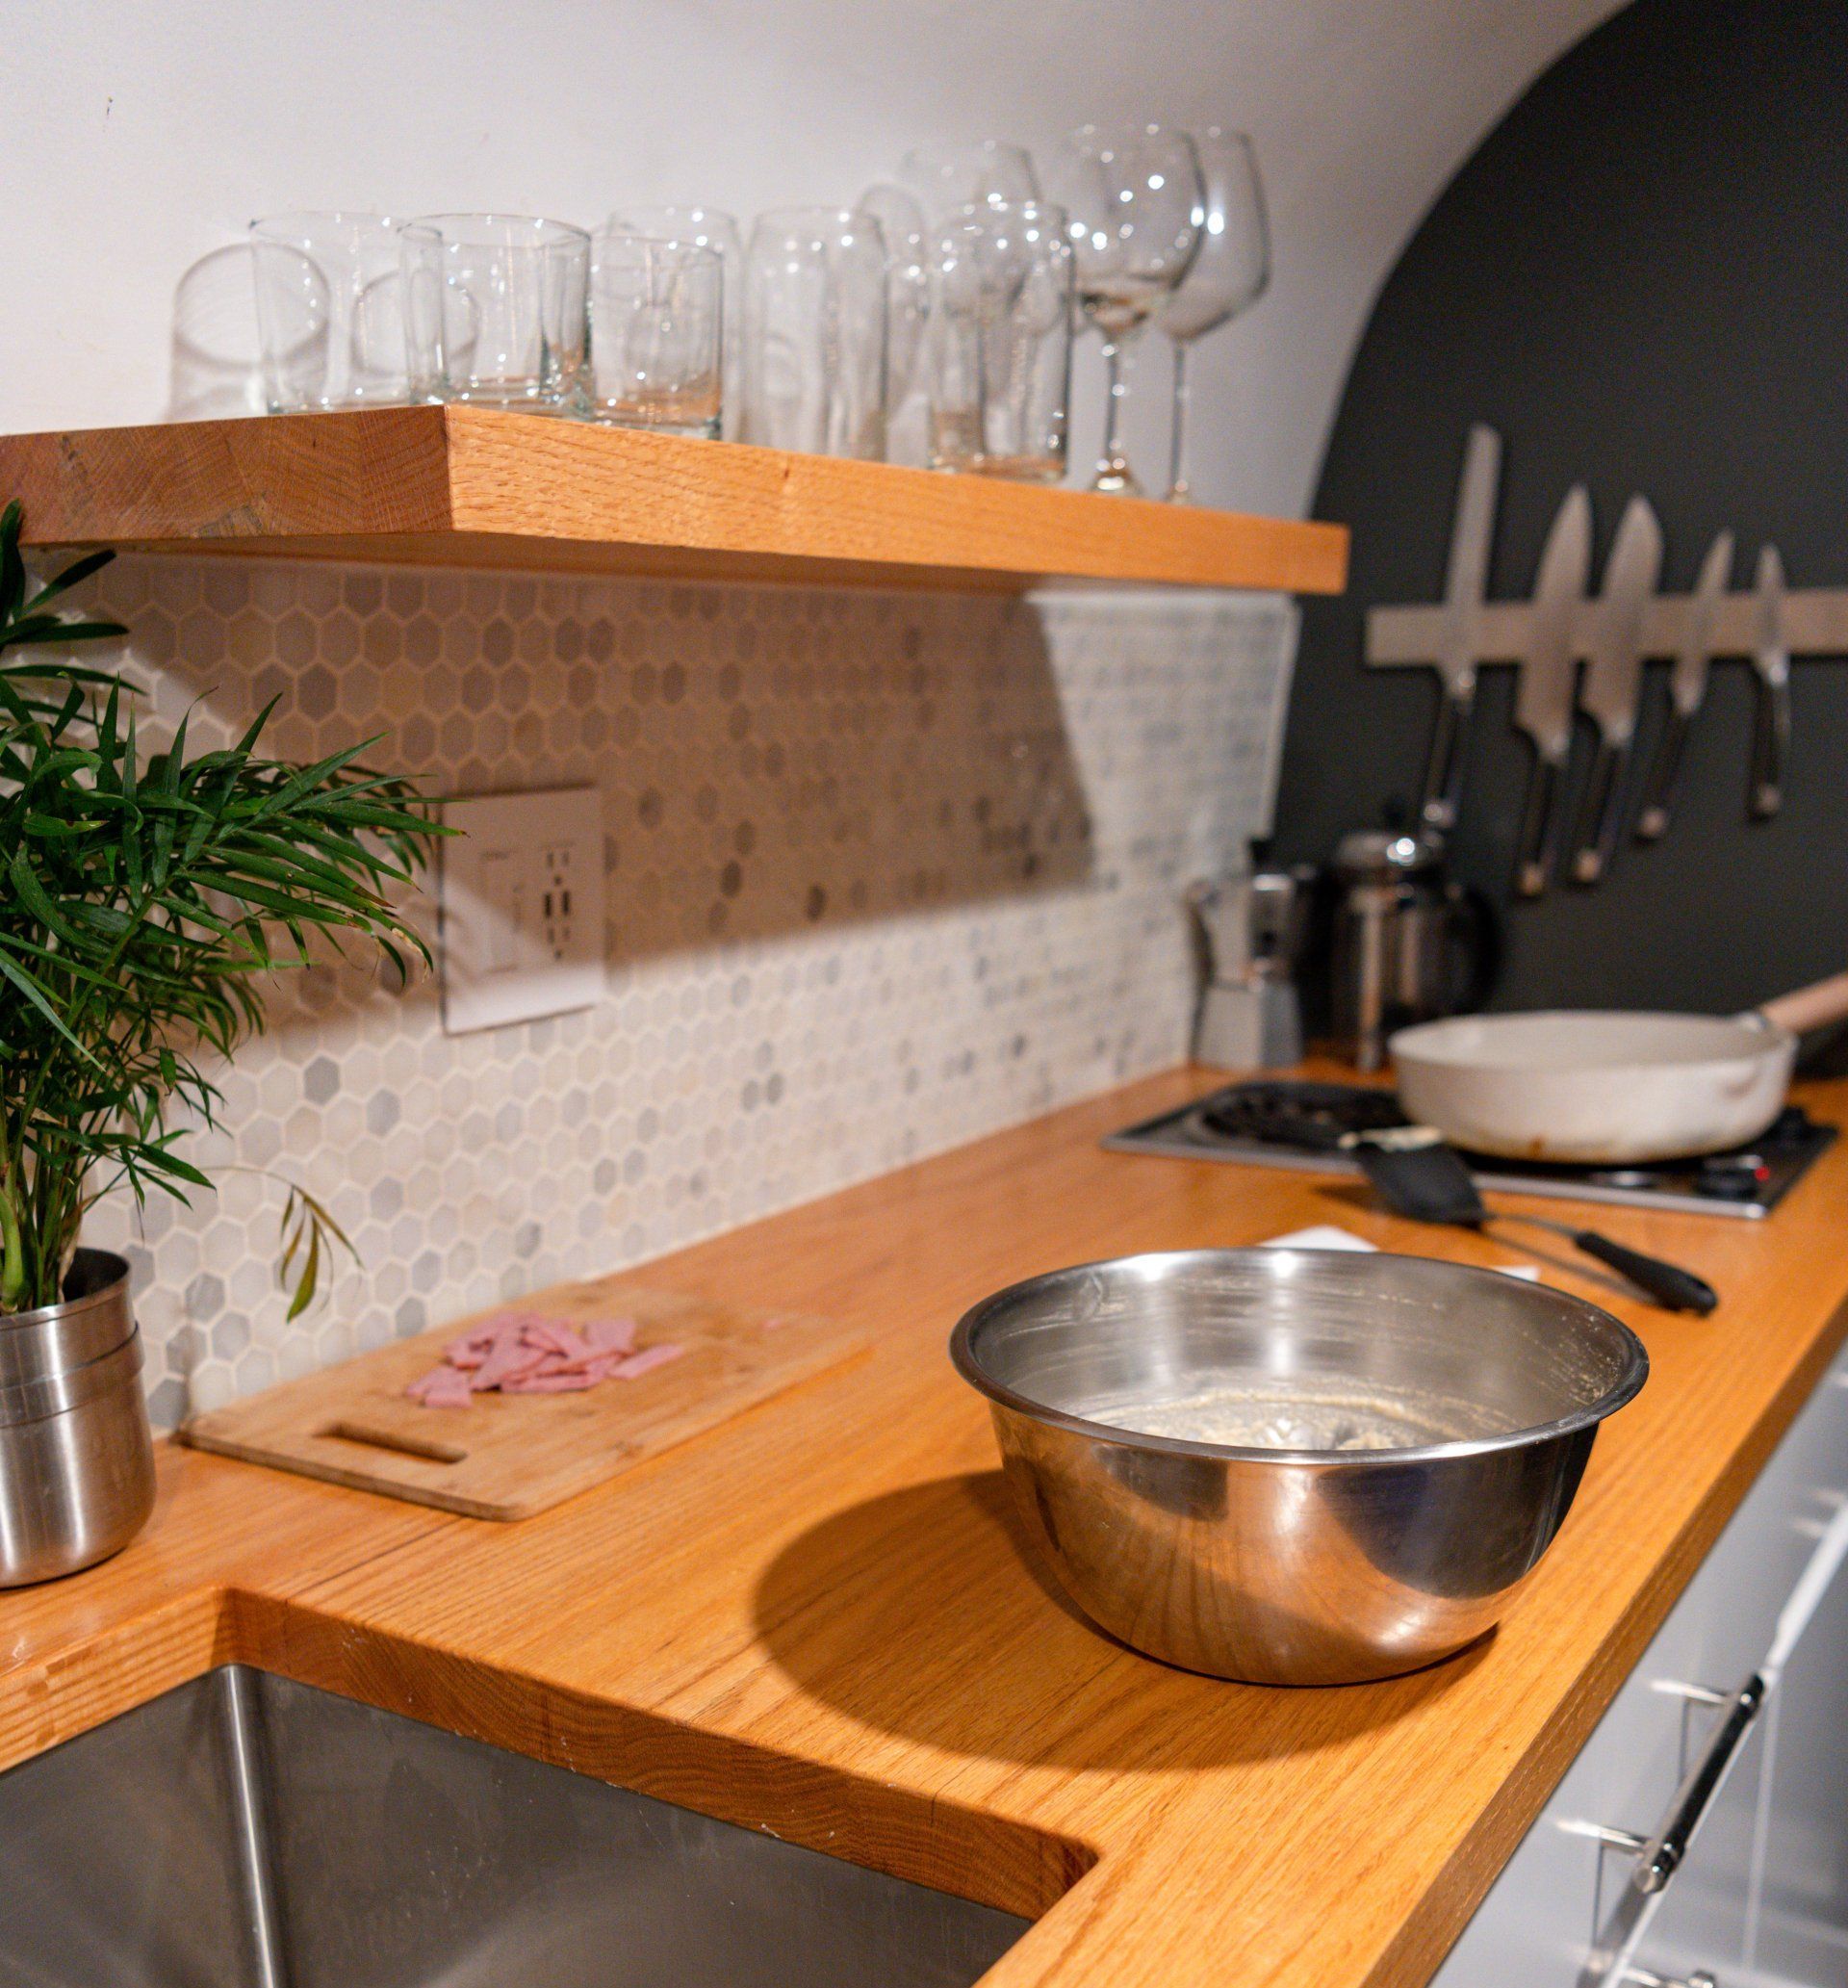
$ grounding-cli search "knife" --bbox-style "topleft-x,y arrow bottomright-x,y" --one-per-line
1568,495 -> 1663,884
1419,424 -> 1502,833
1635,529 -> 1732,841
1749,544 -> 1791,819
1511,485 -> 1592,897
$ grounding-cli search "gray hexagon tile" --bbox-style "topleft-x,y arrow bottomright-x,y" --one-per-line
74,556 -> 1297,1427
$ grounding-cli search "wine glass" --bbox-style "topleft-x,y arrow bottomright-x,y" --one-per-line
1050,124 -> 1202,494
1155,130 -> 1270,502
897,142 -> 1040,223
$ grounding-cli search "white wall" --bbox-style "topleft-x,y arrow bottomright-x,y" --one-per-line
6,0 -> 1624,515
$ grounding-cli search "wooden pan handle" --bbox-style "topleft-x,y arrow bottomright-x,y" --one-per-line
1758,971 -> 1848,1037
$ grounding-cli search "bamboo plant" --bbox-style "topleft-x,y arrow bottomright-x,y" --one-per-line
0,503 -> 446,1316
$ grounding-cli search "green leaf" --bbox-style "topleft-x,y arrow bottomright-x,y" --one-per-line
0,947 -> 103,1068
287,1219 -> 321,1321
23,547 -> 115,612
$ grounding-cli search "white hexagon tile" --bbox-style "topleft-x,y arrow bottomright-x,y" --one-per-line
68,558 -> 1298,1427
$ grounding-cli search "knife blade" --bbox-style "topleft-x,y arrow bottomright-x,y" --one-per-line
1635,528 -> 1732,840
1749,544 -> 1791,819
1511,484 -> 1592,897
1419,423 -> 1502,833
1569,495 -> 1663,884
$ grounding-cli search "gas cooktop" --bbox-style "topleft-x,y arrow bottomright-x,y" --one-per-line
1104,1079 -> 1835,1220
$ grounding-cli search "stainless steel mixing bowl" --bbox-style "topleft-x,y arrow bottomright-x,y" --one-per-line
950,1249 -> 1648,1685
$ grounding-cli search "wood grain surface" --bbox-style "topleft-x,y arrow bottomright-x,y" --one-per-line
182,1281 -> 863,1518
3,1063 -> 1845,1988
0,407 -> 1350,595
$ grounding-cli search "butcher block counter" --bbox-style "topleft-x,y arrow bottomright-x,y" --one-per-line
6,1065 -> 1848,1988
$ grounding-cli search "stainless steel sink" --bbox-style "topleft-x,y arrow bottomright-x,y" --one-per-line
0,1665 -> 1029,1986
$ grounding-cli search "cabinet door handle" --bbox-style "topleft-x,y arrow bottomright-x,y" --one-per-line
1638,1489 -> 1848,1892
1576,1490 -> 1848,1982
1633,1674 -> 1764,1894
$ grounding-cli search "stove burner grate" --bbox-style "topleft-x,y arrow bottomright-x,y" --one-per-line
1197,1081 -> 1408,1151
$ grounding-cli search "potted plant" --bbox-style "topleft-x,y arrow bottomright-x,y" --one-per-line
0,504 -> 445,1582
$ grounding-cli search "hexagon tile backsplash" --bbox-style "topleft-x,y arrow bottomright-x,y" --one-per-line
72,557 -> 1297,1427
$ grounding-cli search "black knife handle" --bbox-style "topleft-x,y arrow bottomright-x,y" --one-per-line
1636,707 -> 1689,841
1572,1229 -> 1719,1314
1749,664 -> 1790,819
1421,684 -> 1474,833
1570,738 -> 1628,886
1514,752 -> 1563,897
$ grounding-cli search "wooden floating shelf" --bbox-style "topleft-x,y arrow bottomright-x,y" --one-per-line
0,406 -> 1348,596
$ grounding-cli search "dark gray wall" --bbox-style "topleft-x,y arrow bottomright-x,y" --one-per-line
1272,0 -> 1848,1014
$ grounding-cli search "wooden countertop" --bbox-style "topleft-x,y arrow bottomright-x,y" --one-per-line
6,1066 -> 1847,1987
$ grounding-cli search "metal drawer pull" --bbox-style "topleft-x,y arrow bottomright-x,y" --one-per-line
1635,1490 -> 1848,1894
1634,1674 -> 1764,1893
1573,1488 -> 1848,1984
1619,1969 -> 1716,1988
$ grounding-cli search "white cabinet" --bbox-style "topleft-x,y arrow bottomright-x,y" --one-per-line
1432,1355 -> 1848,1988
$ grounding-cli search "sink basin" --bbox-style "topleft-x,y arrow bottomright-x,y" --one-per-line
0,1665 -> 1030,1986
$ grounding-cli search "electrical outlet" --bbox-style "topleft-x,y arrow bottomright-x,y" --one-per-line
439,787 -> 604,1035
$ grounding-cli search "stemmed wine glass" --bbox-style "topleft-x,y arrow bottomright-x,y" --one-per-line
898,142 -> 1040,222
1050,123 -> 1201,494
1155,129 -> 1270,503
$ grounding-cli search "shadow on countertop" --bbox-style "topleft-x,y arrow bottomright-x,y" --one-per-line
751,1468 -> 1488,1773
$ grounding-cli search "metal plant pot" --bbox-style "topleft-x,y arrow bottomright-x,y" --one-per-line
0,1248 -> 157,1587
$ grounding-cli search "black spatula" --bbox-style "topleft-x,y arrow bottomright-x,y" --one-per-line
1344,1126 -> 1719,1315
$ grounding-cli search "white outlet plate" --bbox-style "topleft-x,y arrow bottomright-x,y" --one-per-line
439,787 -> 605,1035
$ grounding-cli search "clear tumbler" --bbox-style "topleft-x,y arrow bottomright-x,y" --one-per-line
400,214 -> 591,416
925,202 -> 1072,480
739,208 -> 887,459
605,206 -> 744,438
589,235 -> 724,436
250,212 -> 420,412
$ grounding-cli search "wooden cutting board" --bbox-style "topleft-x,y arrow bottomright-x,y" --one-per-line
181,1278 -> 865,1519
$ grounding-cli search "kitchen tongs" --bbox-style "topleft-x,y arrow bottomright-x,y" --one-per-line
1344,1127 -> 1719,1314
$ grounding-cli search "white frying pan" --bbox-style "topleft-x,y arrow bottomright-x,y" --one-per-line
1390,971 -> 1848,1165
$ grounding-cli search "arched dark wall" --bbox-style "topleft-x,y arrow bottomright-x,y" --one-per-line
1272,0 -> 1848,1014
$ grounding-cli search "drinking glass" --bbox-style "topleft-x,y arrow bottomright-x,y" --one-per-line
1048,123 -> 1202,494
925,202 -> 1072,481
249,213 -> 420,411
858,184 -> 932,465
898,142 -> 1040,222
739,208 -> 887,459
605,205 -> 744,438
1155,129 -> 1270,502
587,235 -> 724,436
400,214 -> 591,416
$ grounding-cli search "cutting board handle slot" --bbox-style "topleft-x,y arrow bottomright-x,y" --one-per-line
321,1420 -> 468,1466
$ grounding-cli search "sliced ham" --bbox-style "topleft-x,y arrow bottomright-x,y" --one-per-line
469,1325 -> 550,1391
500,1368 -> 602,1394
405,1361 -> 475,1409
584,1315 -> 640,1355
405,1308 -> 681,1408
